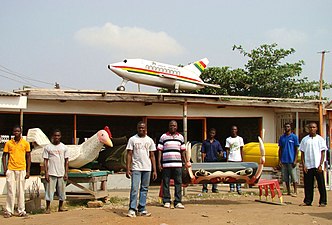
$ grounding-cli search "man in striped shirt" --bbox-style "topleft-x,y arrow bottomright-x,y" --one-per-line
158,120 -> 191,209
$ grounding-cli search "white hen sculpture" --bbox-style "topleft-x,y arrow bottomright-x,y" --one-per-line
27,128 -> 113,168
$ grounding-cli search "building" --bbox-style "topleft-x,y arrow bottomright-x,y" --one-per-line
0,88 -> 324,146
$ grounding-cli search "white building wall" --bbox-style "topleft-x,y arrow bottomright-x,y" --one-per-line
23,100 -> 277,142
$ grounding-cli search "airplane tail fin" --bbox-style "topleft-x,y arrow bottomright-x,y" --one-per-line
183,58 -> 209,77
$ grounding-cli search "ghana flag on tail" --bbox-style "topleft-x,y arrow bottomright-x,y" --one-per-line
194,60 -> 207,72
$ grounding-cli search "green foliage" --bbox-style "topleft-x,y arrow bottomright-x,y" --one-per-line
192,43 -> 332,98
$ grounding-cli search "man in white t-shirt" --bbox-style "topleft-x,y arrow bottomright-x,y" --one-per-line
126,121 -> 157,217
43,129 -> 69,214
299,122 -> 327,207
225,125 -> 244,195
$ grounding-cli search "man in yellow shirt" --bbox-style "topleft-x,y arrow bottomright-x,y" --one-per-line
2,125 -> 31,218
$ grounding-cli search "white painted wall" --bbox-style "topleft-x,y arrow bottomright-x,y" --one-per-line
22,100 -> 277,142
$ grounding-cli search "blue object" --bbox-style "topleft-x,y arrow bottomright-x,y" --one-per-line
201,139 -> 223,162
278,133 -> 299,164
129,170 -> 151,212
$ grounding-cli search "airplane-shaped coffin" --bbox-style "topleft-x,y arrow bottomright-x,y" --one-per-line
108,58 -> 220,92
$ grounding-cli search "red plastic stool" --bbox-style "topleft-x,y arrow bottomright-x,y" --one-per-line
256,179 -> 283,204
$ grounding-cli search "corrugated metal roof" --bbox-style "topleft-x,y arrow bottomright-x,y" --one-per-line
13,88 -> 323,111
0,91 -> 20,96
0,91 -> 27,109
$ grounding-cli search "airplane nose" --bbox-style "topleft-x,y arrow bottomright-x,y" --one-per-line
108,64 -> 121,74
108,64 -> 116,72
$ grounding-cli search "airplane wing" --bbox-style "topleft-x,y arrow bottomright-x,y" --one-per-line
199,82 -> 221,88
159,73 -> 220,88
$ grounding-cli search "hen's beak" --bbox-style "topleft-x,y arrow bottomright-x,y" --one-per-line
105,139 -> 113,147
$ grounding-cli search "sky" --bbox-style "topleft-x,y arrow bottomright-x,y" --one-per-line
1,0 -> 331,98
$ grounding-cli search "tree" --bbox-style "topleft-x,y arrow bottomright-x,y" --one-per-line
192,43 -> 332,98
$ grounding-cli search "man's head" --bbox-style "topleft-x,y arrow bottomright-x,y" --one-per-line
137,121 -> 146,137
209,128 -> 216,139
51,129 -> 62,144
168,120 -> 178,134
12,125 -> 21,139
284,123 -> 292,133
231,125 -> 238,137
308,122 -> 318,136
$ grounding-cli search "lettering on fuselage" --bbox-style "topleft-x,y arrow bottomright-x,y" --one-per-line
145,63 -> 180,75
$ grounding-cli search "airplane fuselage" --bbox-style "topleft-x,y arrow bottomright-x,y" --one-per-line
108,59 -> 213,91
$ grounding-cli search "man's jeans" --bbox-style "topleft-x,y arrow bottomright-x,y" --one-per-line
129,170 -> 151,212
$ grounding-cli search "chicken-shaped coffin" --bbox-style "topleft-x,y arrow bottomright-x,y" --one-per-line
27,127 -> 113,168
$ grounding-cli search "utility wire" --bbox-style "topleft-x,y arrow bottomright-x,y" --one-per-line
0,64 -> 77,89
0,66 -> 54,85
0,72 -> 39,87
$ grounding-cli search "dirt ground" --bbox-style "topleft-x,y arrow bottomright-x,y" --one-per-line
1,185 -> 332,225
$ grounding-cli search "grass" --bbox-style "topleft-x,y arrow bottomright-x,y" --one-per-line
66,199 -> 90,207
29,208 -> 45,215
108,196 -> 128,205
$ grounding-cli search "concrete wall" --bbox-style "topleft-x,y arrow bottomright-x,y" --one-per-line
0,173 -> 131,195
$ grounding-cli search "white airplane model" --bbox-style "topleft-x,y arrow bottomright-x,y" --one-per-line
107,58 -> 220,92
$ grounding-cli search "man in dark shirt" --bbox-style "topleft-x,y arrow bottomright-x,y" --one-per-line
201,128 -> 223,193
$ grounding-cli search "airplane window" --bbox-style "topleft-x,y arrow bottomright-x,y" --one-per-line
123,59 -> 127,63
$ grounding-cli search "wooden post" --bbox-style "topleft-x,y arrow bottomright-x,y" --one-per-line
203,118 -> 207,140
295,111 -> 299,137
20,109 -> 23,132
183,100 -> 188,143
318,50 -> 329,137
183,100 -> 188,196
73,114 -> 77,144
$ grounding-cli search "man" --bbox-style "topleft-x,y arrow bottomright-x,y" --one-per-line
278,123 -> 299,196
158,120 -> 191,209
201,128 -> 223,193
225,125 -> 244,195
299,122 -> 327,207
2,125 -> 31,218
126,121 -> 157,217
43,129 -> 69,214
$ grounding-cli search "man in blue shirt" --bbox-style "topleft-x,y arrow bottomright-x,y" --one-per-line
278,123 -> 299,196
201,128 -> 223,193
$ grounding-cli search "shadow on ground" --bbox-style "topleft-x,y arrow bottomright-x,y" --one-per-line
308,212 -> 332,220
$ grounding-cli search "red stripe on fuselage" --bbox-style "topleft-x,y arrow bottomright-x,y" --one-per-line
114,65 -> 202,83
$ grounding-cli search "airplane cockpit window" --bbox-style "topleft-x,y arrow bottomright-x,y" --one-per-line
123,59 -> 127,63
